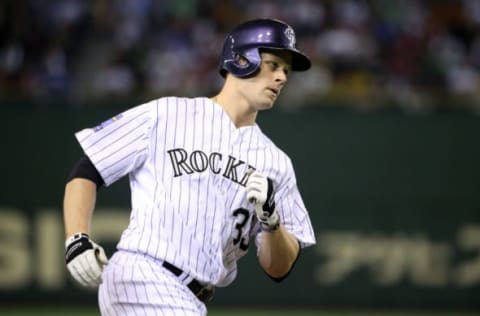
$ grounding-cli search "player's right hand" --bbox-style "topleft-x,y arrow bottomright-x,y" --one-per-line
65,233 -> 108,288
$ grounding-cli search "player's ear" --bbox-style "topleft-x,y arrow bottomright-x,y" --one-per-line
235,54 -> 249,66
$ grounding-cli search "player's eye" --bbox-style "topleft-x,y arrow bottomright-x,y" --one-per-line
266,61 -> 278,71
265,60 -> 290,76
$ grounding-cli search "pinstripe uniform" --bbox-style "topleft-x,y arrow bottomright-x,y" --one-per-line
75,96 -> 316,315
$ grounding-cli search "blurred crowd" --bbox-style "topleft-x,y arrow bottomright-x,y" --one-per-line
2,0 -> 480,112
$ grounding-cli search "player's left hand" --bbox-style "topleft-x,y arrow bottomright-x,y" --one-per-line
65,233 -> 108,288
246,170 -> 280,230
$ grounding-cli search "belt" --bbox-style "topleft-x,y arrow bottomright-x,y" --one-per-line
162,261 -> 215,303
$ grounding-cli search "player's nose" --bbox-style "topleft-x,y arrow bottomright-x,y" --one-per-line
274,68 -> 288,85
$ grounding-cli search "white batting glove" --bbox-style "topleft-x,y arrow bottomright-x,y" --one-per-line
65,233 -> 108,288
246,171 -> 280,231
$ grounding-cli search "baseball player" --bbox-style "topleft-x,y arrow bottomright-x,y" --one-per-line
63,18 -> 316,315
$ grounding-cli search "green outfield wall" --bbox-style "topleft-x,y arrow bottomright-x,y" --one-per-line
0,104 -> 479,309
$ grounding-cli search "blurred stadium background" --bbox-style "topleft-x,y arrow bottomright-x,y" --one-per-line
1,0 -> 479,315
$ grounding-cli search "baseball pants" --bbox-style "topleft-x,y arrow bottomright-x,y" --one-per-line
99,250 -> 207,316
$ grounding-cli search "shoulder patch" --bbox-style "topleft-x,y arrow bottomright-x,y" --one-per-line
94,114 -> 123,132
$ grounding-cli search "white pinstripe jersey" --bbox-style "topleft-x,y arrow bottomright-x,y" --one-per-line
76,97 -> 316,287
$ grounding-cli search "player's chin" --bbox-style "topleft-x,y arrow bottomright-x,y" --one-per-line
258,97 -> 276,110
257,102 -> 275,111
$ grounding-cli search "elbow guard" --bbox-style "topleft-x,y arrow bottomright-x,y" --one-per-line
66,155 -> 105,188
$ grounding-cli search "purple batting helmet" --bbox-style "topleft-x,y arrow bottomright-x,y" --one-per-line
219,18 -> 311,78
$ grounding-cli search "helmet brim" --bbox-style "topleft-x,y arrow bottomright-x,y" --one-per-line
290,49 -> 311,71
261,47 -> 311,72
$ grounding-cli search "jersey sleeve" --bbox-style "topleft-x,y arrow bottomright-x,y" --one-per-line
74,101 -> 156,186
276,173 -> 316,248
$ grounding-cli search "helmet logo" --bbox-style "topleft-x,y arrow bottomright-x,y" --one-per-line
229,36 -> 235,53
284,26 -> 296,49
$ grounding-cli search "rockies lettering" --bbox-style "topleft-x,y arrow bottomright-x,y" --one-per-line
167,148 -> 254,186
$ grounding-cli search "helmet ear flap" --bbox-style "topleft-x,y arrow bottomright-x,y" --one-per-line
223,47 -> 262,78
